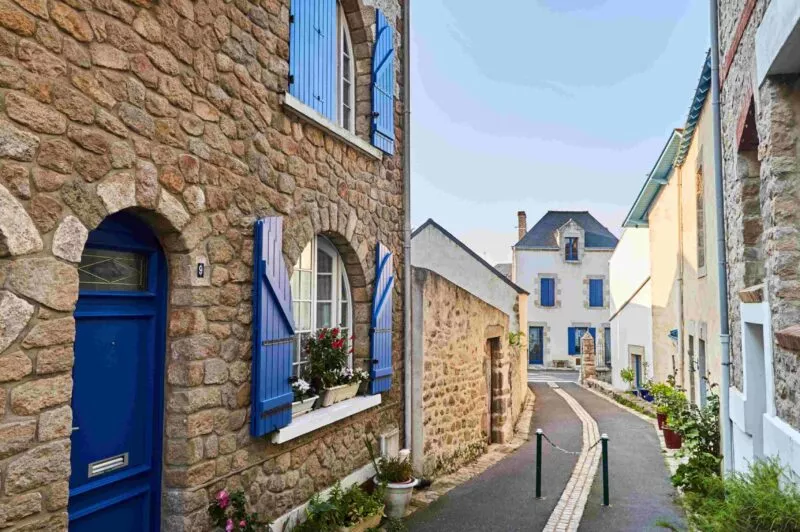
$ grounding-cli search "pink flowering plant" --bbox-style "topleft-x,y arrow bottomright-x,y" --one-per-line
208,489 -> 263,532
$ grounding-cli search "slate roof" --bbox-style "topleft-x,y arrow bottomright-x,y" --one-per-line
412,219 -> 528,294
516,211 -> 618,249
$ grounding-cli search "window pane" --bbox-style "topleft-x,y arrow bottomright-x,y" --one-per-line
318,249 -> 333,273
79,249 -> 148,292
317,303 -> 332,328
341,272 -> 348,300
300,271 -> 312,300
300,243 -> 312,269
297,302 -> 311,331
340,302 -> 348,327
317,273 -> 332,300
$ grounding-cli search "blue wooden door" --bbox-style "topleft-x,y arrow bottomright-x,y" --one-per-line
69,213 -> 166,532
528,327 -> 544,365
633,355 -> 642,389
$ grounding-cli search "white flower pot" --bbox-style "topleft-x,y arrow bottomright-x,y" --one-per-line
374,476 -> 417,519
291,395 -> 318,418
319,382 -> 360,407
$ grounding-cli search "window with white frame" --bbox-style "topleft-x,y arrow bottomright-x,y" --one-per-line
338,3 -> 355,132
290,236 -> 353,377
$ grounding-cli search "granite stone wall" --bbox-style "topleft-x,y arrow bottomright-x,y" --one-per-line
414,268 -> 525,476
0,0 -> 406,529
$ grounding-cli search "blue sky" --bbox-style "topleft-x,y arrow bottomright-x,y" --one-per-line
410,0 -> 710,265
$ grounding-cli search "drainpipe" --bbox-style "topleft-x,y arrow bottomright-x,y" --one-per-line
710,0 -> 733,474
402,0 -> 412,453
677,164 -> 686,392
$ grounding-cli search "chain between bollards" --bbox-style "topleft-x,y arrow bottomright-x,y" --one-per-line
535,428 -> 543,499
601,433 -> 609,506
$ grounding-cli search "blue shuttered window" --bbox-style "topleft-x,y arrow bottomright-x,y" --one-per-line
371,9 -> 395,154
568,327 -> 596,355
540,278 -> 555,307
369,242 -> 394,394
589,279 -> 603,307
289,0 -> 336,120
251,218 -> 296,437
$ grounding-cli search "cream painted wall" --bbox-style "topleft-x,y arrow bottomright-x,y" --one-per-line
646,99 -> 722,404
648,166 -> 681,384
678,99 -> 722,402
609,228 -> 653,388
515,246 -> 614,366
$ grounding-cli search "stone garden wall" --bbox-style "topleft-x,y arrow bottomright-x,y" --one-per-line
414,268 -> 525,476
0,0 -> 406,529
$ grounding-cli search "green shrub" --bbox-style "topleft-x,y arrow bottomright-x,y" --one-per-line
293,482 -> 384,532
686,459 -> 800,531
671,393 -> 721,495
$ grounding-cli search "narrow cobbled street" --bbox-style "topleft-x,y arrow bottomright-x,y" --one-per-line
406,375 -> 685,532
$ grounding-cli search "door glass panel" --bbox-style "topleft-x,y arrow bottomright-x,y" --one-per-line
79,249 -> 148,292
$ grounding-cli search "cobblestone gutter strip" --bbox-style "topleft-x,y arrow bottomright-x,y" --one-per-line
542,388 -> 601,532
407,388 -> 536,513
584,378 -> 657,418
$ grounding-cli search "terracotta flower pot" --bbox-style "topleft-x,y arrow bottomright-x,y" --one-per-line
663,427 -> 682,449
656,412 -> 667,430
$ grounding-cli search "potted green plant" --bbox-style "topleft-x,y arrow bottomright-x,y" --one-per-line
304,328 -> 367,407
663,388 -> 688,450
367,439 -> 416,519
293,482 -> 384,532
620,367 -> 635,391
649,382 -> 673,429
291,378 -> 318,418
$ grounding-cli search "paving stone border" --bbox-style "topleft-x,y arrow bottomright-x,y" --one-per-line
406,388 -> 535,514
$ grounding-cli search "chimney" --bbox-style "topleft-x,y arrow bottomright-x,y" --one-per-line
517,211 -> 527,241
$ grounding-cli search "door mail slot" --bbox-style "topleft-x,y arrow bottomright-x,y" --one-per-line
88,453 -> 129,478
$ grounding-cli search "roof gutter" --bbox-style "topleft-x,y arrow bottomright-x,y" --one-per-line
710,0 -> 733,475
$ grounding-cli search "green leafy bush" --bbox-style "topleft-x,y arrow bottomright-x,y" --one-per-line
366,437 -> 414,484
671,393 -> 721,494
293,482 -> 384,532
620,367 -> 635,389
686,459 -> 800,531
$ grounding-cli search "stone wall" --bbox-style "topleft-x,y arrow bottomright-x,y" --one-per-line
719,0 -> 800,429
0,0 -> 406,529
413,268 -> 525,476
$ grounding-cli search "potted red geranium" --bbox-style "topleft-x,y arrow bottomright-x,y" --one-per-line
304,328 -> 368,407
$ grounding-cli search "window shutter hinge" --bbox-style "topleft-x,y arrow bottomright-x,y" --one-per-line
289,14 -> 294,23
372,112 -> 380,118
288,74 -> 294,85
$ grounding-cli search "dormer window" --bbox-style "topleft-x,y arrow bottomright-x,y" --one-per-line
565,237 -> 579,261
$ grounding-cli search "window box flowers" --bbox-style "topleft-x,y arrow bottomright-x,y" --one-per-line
291,378 -> 318,418
304,328 -> 370,407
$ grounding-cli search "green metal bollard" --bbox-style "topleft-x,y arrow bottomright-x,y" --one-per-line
601,433 -> 609,506
536,428 -> 543,499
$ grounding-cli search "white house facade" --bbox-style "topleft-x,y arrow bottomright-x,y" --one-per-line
512,211 -> 618,368
608,227 -> 653,389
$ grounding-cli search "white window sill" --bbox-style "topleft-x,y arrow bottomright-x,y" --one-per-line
282,93 -> 383,161
271,394 -> 382,444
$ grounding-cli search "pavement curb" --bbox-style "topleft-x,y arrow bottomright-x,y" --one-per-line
406,387 -> 537,514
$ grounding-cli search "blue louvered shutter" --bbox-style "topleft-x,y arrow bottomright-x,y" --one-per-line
369,242 -> 394,394
251,218 -> 295,437
589,279 -> 603,307
568,328 -> 576,355
589,328 -> 597,342
289,0 -> 336,120
371,9 -> 395,154
541,278 -> 554,307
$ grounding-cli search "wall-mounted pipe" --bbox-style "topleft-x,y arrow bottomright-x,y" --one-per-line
709,0 -> 733,474
402,0 -> 413,453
